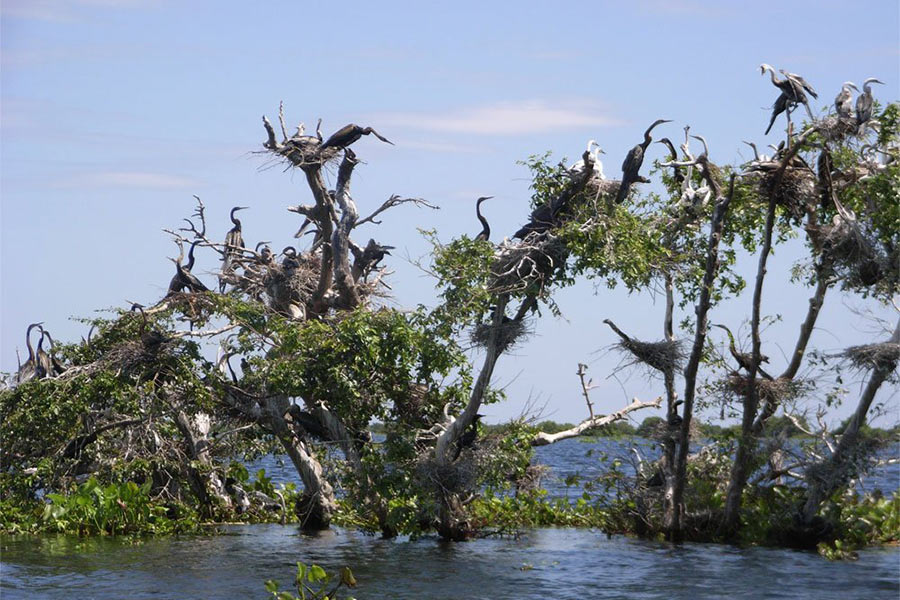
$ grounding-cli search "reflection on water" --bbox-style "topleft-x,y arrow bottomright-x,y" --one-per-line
3,526 -> 898,599
3,437 -> 898,599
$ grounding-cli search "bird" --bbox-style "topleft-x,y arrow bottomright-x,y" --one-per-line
834,82 -> 859,119
855,78 -> 884,132
761,64 -> 814,117
168,241 -> 208,295
779,69 -> 818,100
131,303 -> 167,351
352,239 -> 394,281
473,196 -> 493,242
764,93 -> 790,136
616,119 -> 671,204
657,137 -> 684,185
668,399 -> 685,428
15,322 -> 45,384
221,206 -> 248,293
569,140 -> 605,179
319,124 -> 393,150
711,323 -> 773,380
452,414 -> 484,460
38,328 -> 66,377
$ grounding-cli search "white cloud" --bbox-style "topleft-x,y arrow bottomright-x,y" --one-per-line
61,171 -> 199,190
375,100 -> 620,136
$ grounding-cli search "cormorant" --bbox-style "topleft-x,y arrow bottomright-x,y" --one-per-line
616,119 -> 671,204
474,196 -> 493,242
319,124 -> 393,150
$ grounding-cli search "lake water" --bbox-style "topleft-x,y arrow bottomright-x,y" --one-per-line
3,437 -> 898,599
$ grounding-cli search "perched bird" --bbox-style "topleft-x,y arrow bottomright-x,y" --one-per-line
131,303 -> 168,351
15,322 -> 45,384
760,64 -> 814,131
668,400 -> 685,428
711,323 -> 773,380
616,119 -> 671,204
452,414 -> 484,460
855,78 -> 884,132
320,124 -> 393,150
473,196 -> 493,242
38,328 -> 66,377
569,139 -> 605,180
834,82 -> 859,119
221,206 -> 248,293
764,93 -> 791,136
780,69 -> 818,100
657,137 -> 684,185
169,241 -> 208,295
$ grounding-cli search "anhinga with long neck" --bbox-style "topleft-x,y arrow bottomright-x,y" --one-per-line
319,124 -> 394,150
855,78 -> 884,130
616,119 -> 671,204
474,196 -> 493,242
760,64 -> 814,131
38,328 -> 66,377
656,137 -> 684,185
711,323 -> 773,380
131,303 -> 167,351
220,206 -> 248,292
169,241 -> 208,295
668,399 -> 685,428
16,322 -> 45,383
834,82 -> 859,119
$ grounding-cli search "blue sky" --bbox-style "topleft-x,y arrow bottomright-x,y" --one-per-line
2,0 -> 898,425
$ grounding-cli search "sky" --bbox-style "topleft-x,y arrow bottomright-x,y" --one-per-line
2,0 -> 898,427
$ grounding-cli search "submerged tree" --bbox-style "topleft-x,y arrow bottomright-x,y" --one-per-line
1,72 -> 896,547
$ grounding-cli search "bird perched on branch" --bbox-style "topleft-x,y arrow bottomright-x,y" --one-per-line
473,196 -> 493,241
220,206 -> 248,293
569,139 -> 605,180
668,399 -> 685,428
15,322 -> 45,384
760,64 -> 815,132
131,304 -> 168,351
855,78 -> 884,133
656,137 -> 684,185
834,82 -> 859,119
452,414 -> 484,461
320,124 -> 394,150
169,241 -> 208,295
616,119 -> 671,204
711,323 -> 773,380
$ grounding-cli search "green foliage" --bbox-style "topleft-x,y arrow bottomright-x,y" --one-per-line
264,562 -> 357,600
39,477 -> 198,536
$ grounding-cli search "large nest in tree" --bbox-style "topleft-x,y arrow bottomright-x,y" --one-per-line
267,134 -> 343,170
470,318 -> 529,353
645,416 -> 701,442
759,167 -> 817,222
262,252 -> 321,317
613,337 -> 686,375
489,237 -> 569,294
842,342 -> 900,373
811,218 -> 890,288
724,374 -> 809,405
817,116 -> 860,142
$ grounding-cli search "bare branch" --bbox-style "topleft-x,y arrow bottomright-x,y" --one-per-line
532,396 -> 662,446
355,195 -> 438,227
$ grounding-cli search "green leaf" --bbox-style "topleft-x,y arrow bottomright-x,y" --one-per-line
307,564 -> 327,583
264,579 -> 279,593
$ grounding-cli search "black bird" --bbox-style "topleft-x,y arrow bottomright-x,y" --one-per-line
16,322 -> 45,384
711,323 -> 773,380
352,239 -> 394,281
131,303 -> 167,351
169,241 -> 209,295
38,328 -> 66,376
616,119 -> 671,204
221,206 -> 248,293
765,93 -> 790,135
474,196 -> 493,241
656,137 -> 684,185
452,414 -> 484,461
668,400 -> 685,428
319,124 -> 394,150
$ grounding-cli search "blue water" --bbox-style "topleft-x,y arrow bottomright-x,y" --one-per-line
3,437 -> 898,599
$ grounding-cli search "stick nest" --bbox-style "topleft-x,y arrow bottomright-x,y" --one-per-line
724,374 -> 809,404
613,337 -> 686,375
489,237 -> 569,294
759,167 -> 817,223
814,218 -> 890,288
471,318 -> 529,353
842,342 -> 900,373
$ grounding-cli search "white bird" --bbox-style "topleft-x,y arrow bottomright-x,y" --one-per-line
569,139 -> 605,179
